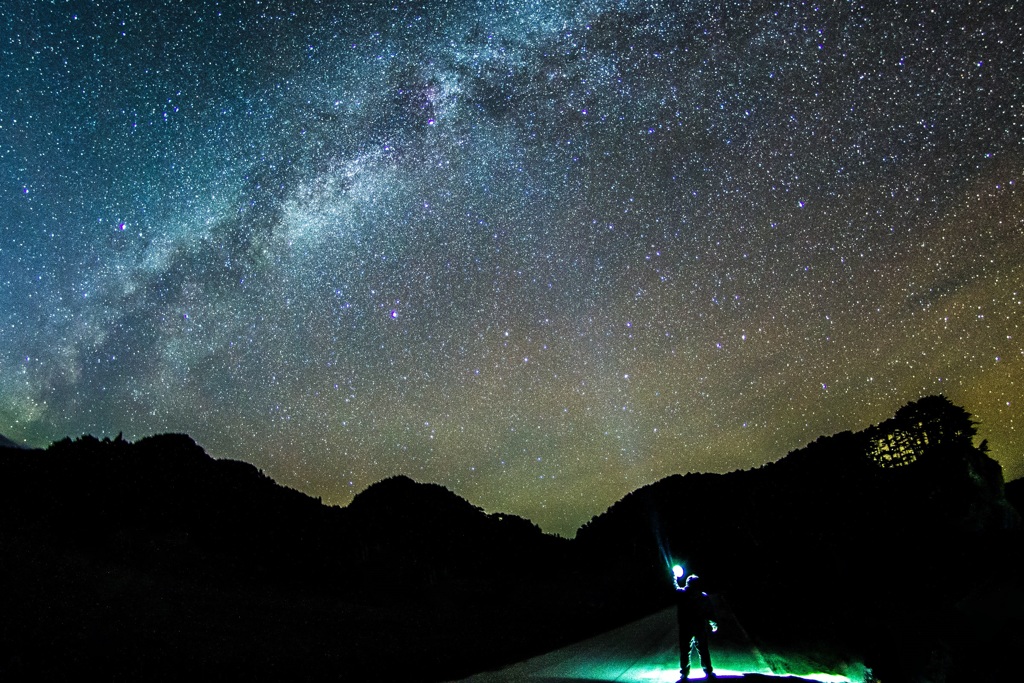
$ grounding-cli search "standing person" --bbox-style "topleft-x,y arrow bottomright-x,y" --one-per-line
675,573 -> 717,681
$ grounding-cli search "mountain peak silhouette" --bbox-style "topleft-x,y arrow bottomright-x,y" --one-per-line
349,474 -> 484,518
0,433 -> 31,450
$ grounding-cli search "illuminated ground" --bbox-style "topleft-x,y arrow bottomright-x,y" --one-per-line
454,604 -> 867,683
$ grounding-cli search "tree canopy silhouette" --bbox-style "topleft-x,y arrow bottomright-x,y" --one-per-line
865,394 -> 977,467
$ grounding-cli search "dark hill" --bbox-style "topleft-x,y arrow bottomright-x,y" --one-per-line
1,395 -> 1020,682
0,433 -> 28,449
0,434 -> 606,681
0,433 -> 343,586
345,475 -> 569,589
575,396 -> 1021,681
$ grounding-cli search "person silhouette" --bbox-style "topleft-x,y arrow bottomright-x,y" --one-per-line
675,573 -> 717,681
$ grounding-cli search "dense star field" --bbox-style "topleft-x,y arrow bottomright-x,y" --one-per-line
2,0 -> 1021,536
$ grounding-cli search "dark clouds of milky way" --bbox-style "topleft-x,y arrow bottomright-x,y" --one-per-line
1,0 -> 1021,535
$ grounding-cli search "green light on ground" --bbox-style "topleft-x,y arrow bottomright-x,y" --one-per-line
555,666 -> 856,682
459,607 -> 867,683
625,666 -> 751,681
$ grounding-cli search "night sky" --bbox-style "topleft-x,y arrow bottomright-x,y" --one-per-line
2,0 -> 1021,536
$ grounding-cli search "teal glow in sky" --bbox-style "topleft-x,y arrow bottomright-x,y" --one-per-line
2,0 -> 1022,536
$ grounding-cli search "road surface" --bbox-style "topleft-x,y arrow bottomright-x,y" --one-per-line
452,600 -> 866,683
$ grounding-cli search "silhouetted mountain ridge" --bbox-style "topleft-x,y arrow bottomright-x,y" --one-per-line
580,397 -> 1014,554
573,396 -> 1020,681
350,474 -> 553,544
1,395 -> 1021,681
0,432 -> 353,588
0,433 -> 28,449
0,431 -> 596,681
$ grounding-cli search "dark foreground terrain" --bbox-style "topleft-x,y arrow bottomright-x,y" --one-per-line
2,396 -> 1022,681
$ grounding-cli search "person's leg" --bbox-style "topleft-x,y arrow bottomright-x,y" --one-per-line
696,632 -> 714,678
678,632 -> 693,680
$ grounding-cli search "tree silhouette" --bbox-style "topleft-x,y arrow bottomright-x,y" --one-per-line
869,426 -> 918,466
894,394 -> 976,448
866,395 -> 977,467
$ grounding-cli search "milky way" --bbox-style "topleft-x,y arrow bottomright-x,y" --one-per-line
2,0 -> 1022,535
